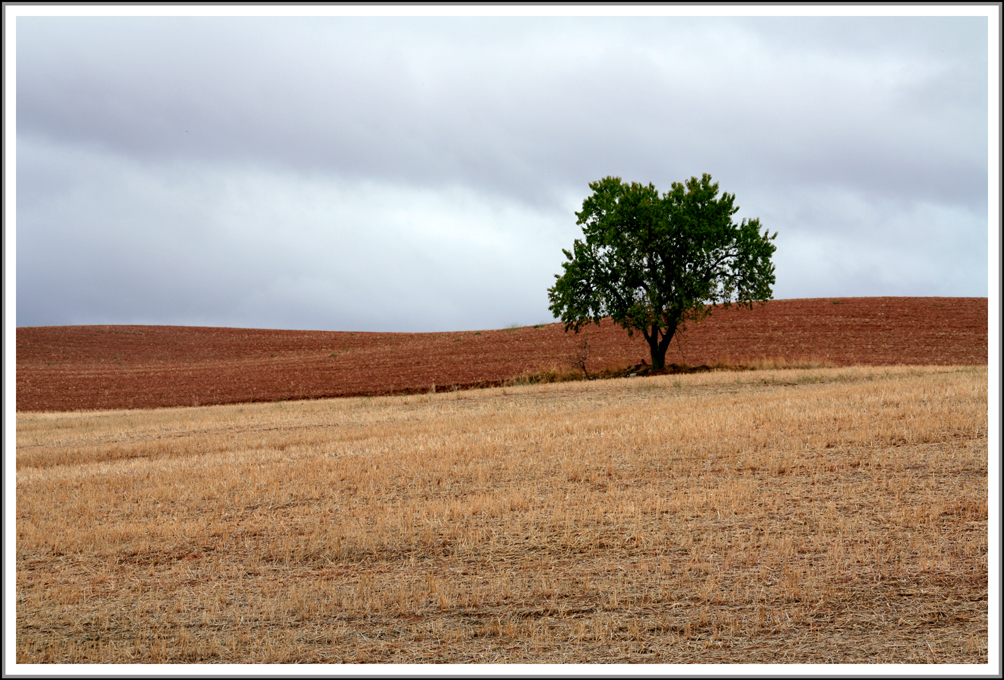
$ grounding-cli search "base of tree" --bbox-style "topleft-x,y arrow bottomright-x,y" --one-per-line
610,361 -> 714,378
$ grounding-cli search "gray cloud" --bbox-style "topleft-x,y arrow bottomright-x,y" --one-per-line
13,13 -> 992,331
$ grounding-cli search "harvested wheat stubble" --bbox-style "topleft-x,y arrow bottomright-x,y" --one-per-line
15,366 -> 988,664
16,297 -> 987,412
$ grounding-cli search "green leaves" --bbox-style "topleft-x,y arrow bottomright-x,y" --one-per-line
548,174 -> 777,368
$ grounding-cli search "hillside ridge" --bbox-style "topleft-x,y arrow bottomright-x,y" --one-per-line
16,297 -> 988,412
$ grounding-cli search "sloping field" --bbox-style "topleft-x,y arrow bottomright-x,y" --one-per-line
16,366 -> 988,663
16,297 -> 988,412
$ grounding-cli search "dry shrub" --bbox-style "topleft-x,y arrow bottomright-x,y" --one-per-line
506,364 -> 587,386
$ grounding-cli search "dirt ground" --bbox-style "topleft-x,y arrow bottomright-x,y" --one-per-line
15,297 -> 988,412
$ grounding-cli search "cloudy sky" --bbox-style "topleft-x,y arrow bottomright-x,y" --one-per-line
8,7 -> 997,333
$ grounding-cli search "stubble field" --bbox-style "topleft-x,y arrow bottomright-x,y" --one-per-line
15,365 -> 989,664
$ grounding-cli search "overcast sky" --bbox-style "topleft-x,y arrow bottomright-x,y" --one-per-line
8,7 -> 997,332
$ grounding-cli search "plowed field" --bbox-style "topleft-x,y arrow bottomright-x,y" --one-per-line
15,297 -> 988,412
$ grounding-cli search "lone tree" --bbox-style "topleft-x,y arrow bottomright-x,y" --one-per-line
547,174 -> 777,370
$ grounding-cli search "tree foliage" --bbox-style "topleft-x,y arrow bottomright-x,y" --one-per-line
547,174 -> 777,369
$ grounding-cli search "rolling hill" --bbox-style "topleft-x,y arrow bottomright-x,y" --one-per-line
15,297 -> 988,412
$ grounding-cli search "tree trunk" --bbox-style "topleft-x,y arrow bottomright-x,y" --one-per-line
650,340 -> 669,370
648,322 -> 678,370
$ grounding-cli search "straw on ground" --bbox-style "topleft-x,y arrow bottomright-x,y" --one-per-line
16,365 -> 988,663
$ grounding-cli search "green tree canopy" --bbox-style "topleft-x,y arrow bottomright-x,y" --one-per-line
547,174 -> 777,369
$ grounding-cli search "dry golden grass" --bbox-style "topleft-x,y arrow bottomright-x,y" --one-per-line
15,365 -> 988,665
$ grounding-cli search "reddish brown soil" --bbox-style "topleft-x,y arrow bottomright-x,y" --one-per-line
16,297 -> 988,412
